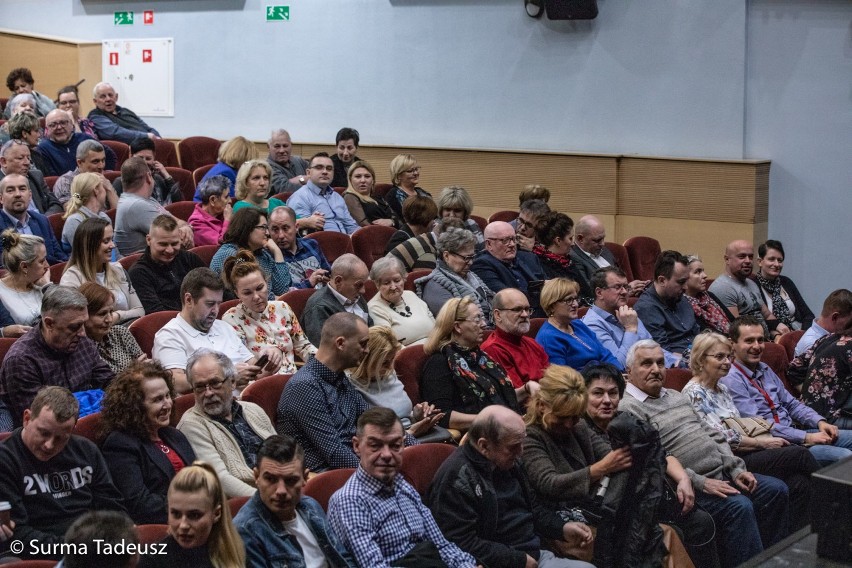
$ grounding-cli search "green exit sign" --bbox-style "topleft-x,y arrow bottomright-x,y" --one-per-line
266,5 -> 289,21
114,11 -> 134,25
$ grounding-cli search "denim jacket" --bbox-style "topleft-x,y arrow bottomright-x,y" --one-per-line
234,492 -> 356,568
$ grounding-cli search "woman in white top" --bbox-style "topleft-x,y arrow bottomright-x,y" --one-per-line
367,256 -> 434,346
61,172 -> 113,253
60,217 -> 144,324
0,230 -> 49,333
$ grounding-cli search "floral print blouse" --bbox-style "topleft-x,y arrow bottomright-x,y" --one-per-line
681,379 -> 744,449
223,300 -> 317,374
790,333 -> 852,422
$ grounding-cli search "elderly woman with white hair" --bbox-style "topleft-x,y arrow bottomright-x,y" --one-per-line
0,93 -> 38,145
368,256 -> 435,346
188,175 -> 232,246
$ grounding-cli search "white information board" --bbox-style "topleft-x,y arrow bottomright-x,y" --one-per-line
101,38 -> 174,117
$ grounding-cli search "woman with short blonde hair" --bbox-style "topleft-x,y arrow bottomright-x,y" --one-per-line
385,153 -> 432,221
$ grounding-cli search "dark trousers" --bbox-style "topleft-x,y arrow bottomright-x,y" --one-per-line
741,445 -> 819,530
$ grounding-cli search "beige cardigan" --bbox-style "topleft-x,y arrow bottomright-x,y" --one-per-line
59,263 -> 145,323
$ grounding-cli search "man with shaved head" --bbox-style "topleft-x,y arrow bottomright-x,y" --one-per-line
36,109 -> 116,176
708,240 -> 786,337
301,253 -> 372,346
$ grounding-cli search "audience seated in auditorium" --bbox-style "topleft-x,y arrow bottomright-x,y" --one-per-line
416,227 -> 494,319
138,462 -> 246,567
53,139 -> 118,207
0,139 -> 63,216
188,175 -> 232,246
0,231 -> 48,327
618,340 -> 790,568
570,215 -> 648,304
269,205 -> 331,289
367,256 -> 435,346
235,434 -> 356,568
708,240 -> 786,338
0,286 -> 114,424
0,387 -> 124,561
78,282 -> 145,375
720,315 -> 852,466
385,193 -> 439,254
277,312 -> 415,472
384,153 -> 432,222
754,239 -> 814,331
634,250 -> 699,360
209,207 -> 292,298
267,128 -> 310,194
422,297 -> 520,433
328,407 -> 473,567
152,267 -> 274,393
387,215 -> 462,273
0,94 -> 32,145
100,360 -> 196,524
57,510 -> 139,568
114,157 -> 193,257
793,288 -> 852,357
583,267 -> 678,368
5,111 -> 48,172
177,349 -> 276,498
221,250 -> 316,374
287,152 -> 359,234
427,405 -> 595,568
193,136 -> 259,200
38,108 -> 113,177
56,85 -> 98,138
537,277 -> 620,370
3,67 -> 55,118
232,159 -> 285,215
0,173 -> 66,264
533,211 -> 581,282
88,81 -> 160,143
684,254 -> 734,335
331,126 -> 362,188
129,214 -> 206,314
437,185 -> 484,246
61,172 -> 114,252
112,136 -> 183,205
60,217 -> 145,324
343,159 -> 396,227
481,288 -> 547,402
512,198 -> 550,252
302,253 -> 371,346
682,332 -> 819,530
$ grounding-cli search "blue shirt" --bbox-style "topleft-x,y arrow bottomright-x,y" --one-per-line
582,304 -> 679,368
535,319 -> 620,370
286,181 -> 359,234
327,466 -> 476,568
283,237 -> 332,289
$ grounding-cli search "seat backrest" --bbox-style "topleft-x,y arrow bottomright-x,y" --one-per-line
604,241 -> 635,282
117,252 -> 142,272
488,210 -> 519,224
172,393 -> 197,426
153,138 -> 180,168
405,268 -> 432,291
3,560 -> 58,567
0,337 -> 17,365
103,170 -> 121,184
762,341 -> 793,393
227,495 -> 250,518
363,280 -> 377,301
136,524 -> 169,545
240,374 -> 292,423
623,236 -> 661,282
778,329 -> 805,361
352,225 -> 398,269
49,261 -> 66,284
278,288 -> 316,323
178,136 -> 221,172
218,298 -> 240,319
373,183 -> 393,200
105,208 -> 116,224
400,443 -> 457,496
192,163 -> 216,187
44,175 -> 59,190
101,140 -> 130,169
272,191 -> 294,203
165,200 -> 197,222
526,317 -> 547,339
73,411 -> 102,443
129,310 -> 179,357
663,368 -> 693,392
469,215 -> 488,232
165,167 -> 196,202
47,213 -> 64,243
308,231 -> 354,264
302,468 -> 355,512
188,244 -> 219,267
393,344 -> 428,404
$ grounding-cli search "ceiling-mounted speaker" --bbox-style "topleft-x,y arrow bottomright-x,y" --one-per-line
545,0 -> 598,20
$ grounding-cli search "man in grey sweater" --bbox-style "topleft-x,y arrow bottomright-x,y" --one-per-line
618,339 -> 790,568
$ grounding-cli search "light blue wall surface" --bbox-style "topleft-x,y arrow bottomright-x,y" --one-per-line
1,0 -> 849,308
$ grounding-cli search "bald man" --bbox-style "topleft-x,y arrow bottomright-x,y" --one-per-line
37,109 -> 115,177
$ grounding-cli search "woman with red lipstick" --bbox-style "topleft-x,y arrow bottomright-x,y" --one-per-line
343,160 -> 397,227
100,360 -> 197,524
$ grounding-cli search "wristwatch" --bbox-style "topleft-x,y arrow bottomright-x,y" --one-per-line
298,176 -> 306,184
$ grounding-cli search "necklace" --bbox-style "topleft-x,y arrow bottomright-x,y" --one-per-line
388,297 -> 412,317
549,318 -> 594,351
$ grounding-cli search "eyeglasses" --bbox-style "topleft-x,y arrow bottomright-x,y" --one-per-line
557,296 -> 580,305
517,217 -> 539,230
497,306 -> 532,314
254,224 -> 269,232
600,284 -> 629,291
486,236 -> 516,246
457,314 -> 485,324
706,353 -> 734,362
192,378 -> 228,394
46,119 -> 71,128
448,251 -> 476,264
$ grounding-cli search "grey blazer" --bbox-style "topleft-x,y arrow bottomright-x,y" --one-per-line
569,244 -> 618,303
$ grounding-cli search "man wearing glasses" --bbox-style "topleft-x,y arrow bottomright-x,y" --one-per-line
177,348 -> 276,497
36,109 -> 115,177
481,288 -> 548,405
286,152 -> 358,234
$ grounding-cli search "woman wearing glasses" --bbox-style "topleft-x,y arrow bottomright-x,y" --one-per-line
367,256 -> 434,346
383,153 -> 433,221
421,296 -> 519,433
209,207 -> 291,298
682,332 -> 819,530
416,227 -> 494,319
536,278 -> 620,370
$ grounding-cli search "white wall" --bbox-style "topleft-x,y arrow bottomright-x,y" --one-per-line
2,0 -> 849,307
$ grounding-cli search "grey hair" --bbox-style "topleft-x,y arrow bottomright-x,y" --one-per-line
0,230 -> 45,273
625,339 -> 662,369
0,140 -> 25,157
268,129 -> 291,143
518,198 -> 550,218
269,205 -> 296,224
41,285 -> 87,317
197,175 -> 231,203
370,255 -> 407,282
92,82 -> 114,98
330,253 -> 367,279
7,93 -> 35,114
75,139 -> 104,160
686,254 -> 702,264
437,227 -> 477,255
185,348 -> 237,387
467,411 -> 504,445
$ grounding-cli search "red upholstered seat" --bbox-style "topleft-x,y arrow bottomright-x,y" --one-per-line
178,136 -> 221,172
165,200 -> 197,222
352,225 -> 397,269
165,167 -> 195,202
405,269 -> 432,291
394,344 -> 429,404
73,411 -> 102,443
153,138 -> 180,168
188,244 -> 219,267
101,140 -> 130,169
172,393 -> 196,426
663,368 -> 693,392
308,231 -> 354,264
240,374 -> 292,424
117,252 -> 142,271
469,215 -> 488,232
136,524 -> 169,544
277,288 -> 316,323
623,236 -> 661,282
129,310 -> 178,357
604,241 -> 635,282
778,329 -> 805,361
303,468 -> 355,512
488,210 -> 519,224
192,164 -> 216,187
400,443 -> 457,496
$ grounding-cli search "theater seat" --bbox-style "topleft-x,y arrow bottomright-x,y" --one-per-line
352,225 -> 397,269
101,140 -> 130,169
488,210 -> 519,224
604,241 -> 635,282
192,164 -> 215,187
469,215 -> 488,232
663,368 -> 692,392
0,337 -> 17,365
374,183 -> 393,200
394,344 -> 428,404
308,231 -> 354,264
73,411 -> 102,443
303,468 -> 355,512
129,310 -> 178,357
400,443 -> 456,496
188,244 -> 219,267
762,342 -> 794,394
44,175 -> 58,190
778,329 -> 805,361
623,236 -> 661,282
47,213 -> 64,243
526,317 -> 546,339
178,136 -> 221,172
240,374 -> 292,424
172,393 -> 196,426
227,496 -> 250,517
153,138 -> 180,168
405,269 -> 431,291
117,252 -> 142,272
49,261 -> 66,284
165,200 -> 196,222
218,298 -> 240,319
278,288 -> 316,323
163,167 -> 195,202
136,524 -> 169,545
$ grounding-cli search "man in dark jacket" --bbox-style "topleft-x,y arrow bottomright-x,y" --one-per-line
426,405 -> 595,568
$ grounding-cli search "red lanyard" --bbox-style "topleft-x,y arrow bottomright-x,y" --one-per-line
733,361 -> 780,424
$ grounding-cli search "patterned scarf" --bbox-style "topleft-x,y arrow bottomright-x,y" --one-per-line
415,260 -> 494,318
755,273 -> 794,326
442,343 -> 518,411
533,243 -> 571,270
686,292 -> 730,334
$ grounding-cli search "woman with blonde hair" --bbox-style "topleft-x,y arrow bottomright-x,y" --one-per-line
343,159 -> 396,227
61,171 -> 112,252
384,153 -> 432,221
232,159 -> 285,214
194,135 -> 259,200
139,462 -> 246,568
0,229 -> 48,331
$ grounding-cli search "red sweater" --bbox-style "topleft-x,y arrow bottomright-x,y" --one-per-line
481,327 -> 549,389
